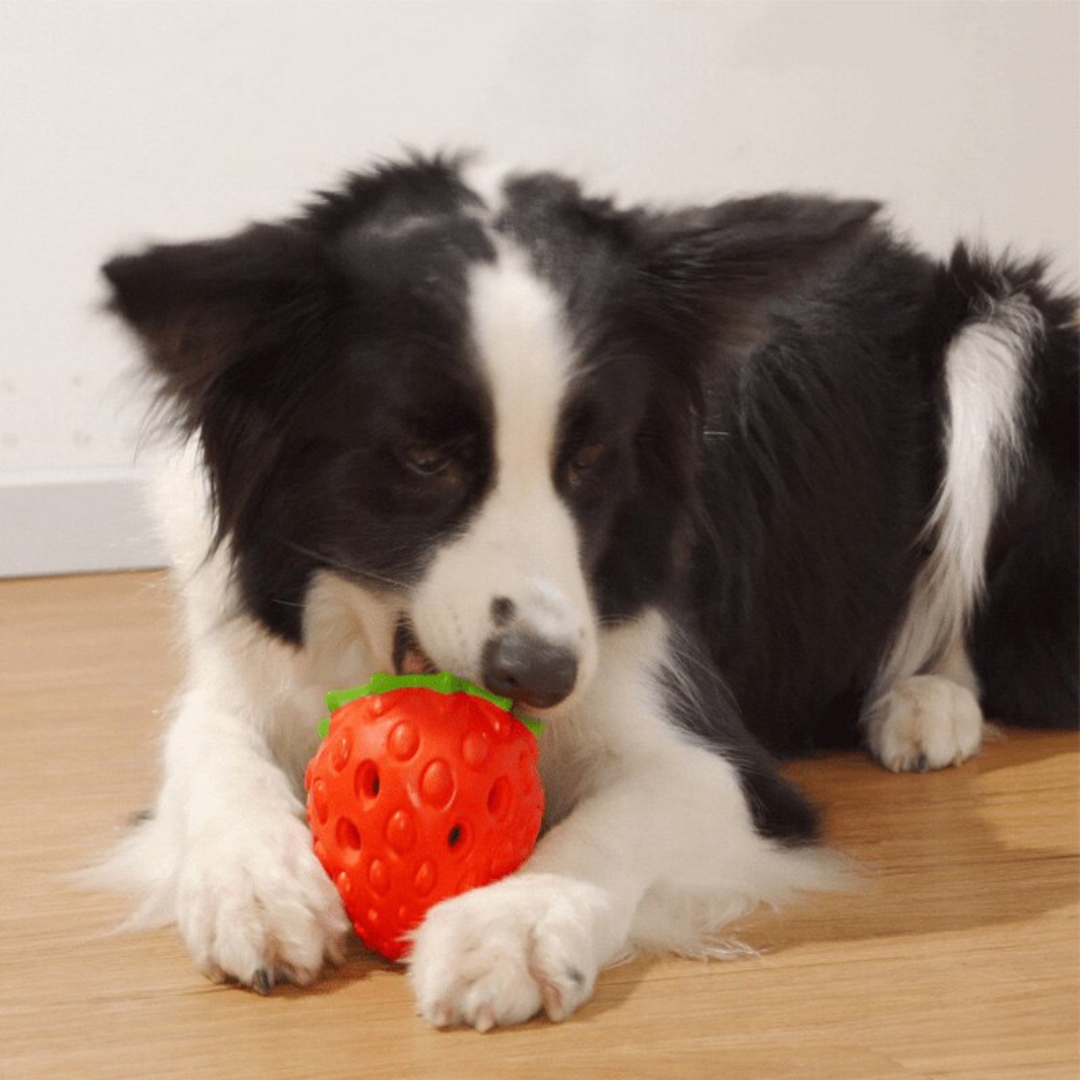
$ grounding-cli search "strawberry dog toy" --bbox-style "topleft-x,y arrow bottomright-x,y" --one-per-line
304,672 -> 544,961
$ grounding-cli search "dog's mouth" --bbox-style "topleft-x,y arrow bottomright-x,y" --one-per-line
392,617 -> 438,676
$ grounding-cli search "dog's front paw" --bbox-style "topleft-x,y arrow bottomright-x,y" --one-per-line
176,809 -> 350,992
868,674 -> 984,773
408,873 -> 609,1031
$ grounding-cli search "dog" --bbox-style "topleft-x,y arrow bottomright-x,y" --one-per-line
94,152 -> 1077,1029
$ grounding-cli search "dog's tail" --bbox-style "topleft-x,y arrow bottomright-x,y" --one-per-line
940,245 -> 1080,727
870,244 -> 1077,727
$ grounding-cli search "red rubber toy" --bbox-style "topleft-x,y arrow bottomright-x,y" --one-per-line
304,672 -> 544,961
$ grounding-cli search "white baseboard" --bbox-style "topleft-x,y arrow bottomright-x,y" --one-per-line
0,469 -> 167,577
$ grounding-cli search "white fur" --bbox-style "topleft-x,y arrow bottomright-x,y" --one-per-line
409,611 -> 845,1028
866,293 -> 1040,769
411,244 -> 598,695
868,674 -> 985,773
79,443 -> 382,985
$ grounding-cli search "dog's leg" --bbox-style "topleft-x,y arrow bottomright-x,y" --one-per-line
865,636 -> 985,773
87,495 -> 353,990
161,677 -> 351,991
86,668 -> 352,991
865,277 -> 1041,772
408,611 -> 836,1030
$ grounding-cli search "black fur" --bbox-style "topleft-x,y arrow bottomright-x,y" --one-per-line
688,230 -> 945,754
105,161 -> 499,639
962,250 -> 1080,726
103,154 -> 1078,847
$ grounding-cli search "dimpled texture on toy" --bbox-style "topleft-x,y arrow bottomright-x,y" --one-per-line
304,672 -> 544,961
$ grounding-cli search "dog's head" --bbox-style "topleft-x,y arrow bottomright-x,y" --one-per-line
104,154 -> 875,712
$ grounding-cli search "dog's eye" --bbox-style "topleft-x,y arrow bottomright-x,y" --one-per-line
567,442 -> 606,486
404,444 -> 453,477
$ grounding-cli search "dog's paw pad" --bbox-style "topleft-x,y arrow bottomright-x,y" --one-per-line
868,674 -> 984,773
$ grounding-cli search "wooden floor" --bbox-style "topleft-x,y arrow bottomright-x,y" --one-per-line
1,572 -> 1076,1079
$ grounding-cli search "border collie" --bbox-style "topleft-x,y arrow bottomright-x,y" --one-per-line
94,153 -> 1077,1030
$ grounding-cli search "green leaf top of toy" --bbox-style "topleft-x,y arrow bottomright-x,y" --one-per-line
325,671 -> 511,712
318,671 -> 544,739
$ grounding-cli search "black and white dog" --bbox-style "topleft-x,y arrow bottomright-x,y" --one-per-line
96,154 -> 1077,1029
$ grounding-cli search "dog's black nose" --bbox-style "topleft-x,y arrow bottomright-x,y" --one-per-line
481,631 -> 578,710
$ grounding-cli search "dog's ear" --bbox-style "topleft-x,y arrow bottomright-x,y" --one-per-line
102,224 -> 337,428
637,194 -> 880,341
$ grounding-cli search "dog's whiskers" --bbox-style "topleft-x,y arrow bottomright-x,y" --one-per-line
274,537 -> 412,592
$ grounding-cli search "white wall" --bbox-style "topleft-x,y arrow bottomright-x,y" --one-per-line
1,0 -> 1076,575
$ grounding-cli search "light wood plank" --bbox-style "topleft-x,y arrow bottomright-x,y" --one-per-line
1,572 -> 1076,1079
